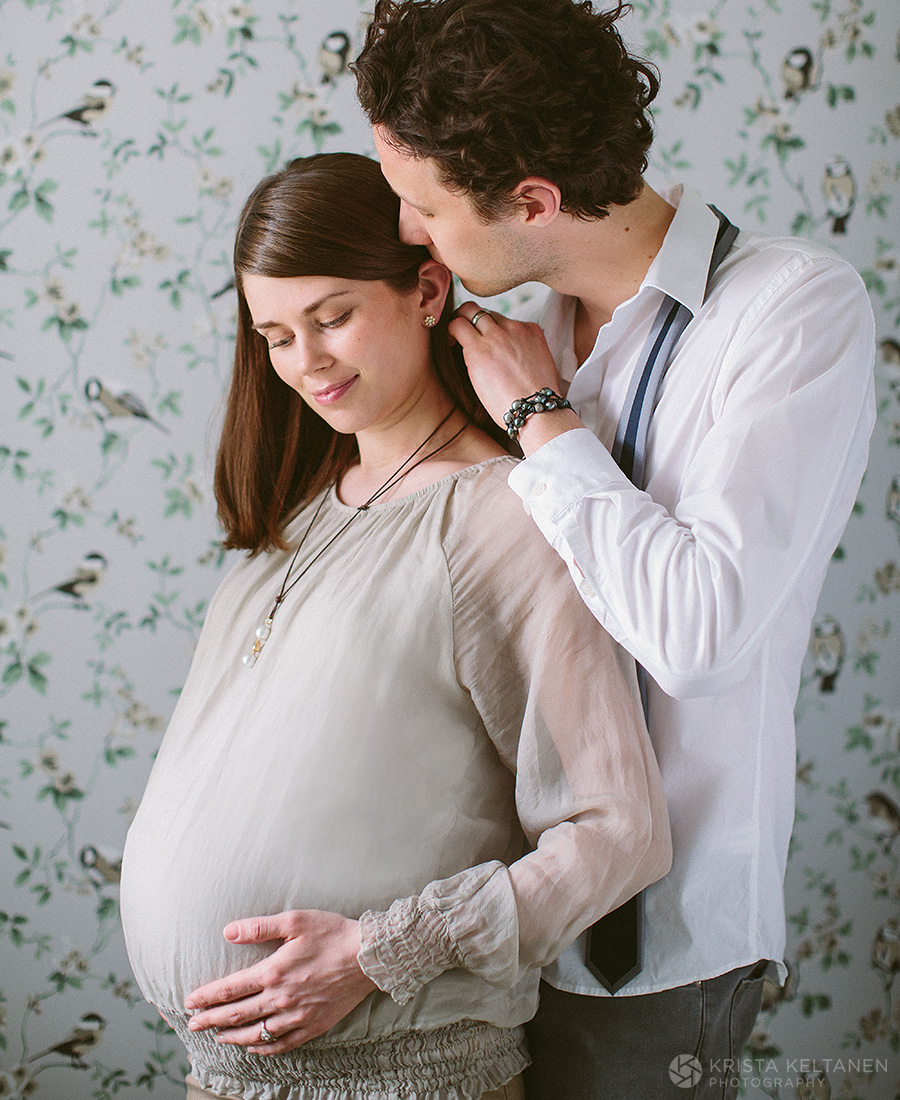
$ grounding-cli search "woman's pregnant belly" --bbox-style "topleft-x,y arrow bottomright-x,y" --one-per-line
119,675 -> 515,1010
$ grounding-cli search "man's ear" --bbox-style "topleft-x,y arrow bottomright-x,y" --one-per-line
416,259 -> 452,317
511,177 -> 562,226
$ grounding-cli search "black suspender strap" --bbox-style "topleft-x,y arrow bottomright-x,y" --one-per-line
584,205 -> 739,995
612,207 -> 740,486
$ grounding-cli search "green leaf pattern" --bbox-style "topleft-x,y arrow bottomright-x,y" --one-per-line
0,0 -> 897,1097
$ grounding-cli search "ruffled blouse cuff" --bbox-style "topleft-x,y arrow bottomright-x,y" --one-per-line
357,895 -> 465,1005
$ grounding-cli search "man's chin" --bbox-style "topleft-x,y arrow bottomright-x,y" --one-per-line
455,272 -> 519,299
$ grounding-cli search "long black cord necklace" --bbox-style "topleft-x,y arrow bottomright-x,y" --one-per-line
242,410 -> 467,668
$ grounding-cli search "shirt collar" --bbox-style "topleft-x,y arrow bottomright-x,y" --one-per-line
644,185 -> 721,316
540,184 -> 724,370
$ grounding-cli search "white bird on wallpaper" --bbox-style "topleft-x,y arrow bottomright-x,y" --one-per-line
874,560 -> 900,597
28,1012 -> 106,1067
43,79 -> 115,130
33,551 -> 107,609
782,47 -> 817,99
319,31 -> 352,83
822,157 -> 855,234
810,615 -> 844,693
872,917 -> 900,1031
872,917 -> 900,974
866,791 -> 900,852
80,844 -> 122,885
84,377 -> 169,432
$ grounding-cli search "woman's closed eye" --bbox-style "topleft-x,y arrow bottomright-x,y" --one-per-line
266,311 -> 350,349
318,309 -> 352,331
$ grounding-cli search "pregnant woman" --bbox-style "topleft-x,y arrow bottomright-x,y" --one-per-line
120,152 -> 670,1100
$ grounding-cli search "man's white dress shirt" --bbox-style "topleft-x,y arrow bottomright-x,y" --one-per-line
508,185 -> 876,996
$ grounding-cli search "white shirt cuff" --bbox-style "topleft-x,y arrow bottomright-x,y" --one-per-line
507,427 -> 631,522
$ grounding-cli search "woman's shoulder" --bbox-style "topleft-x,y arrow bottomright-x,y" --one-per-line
452,453 -> 519,487
443,454 -> 522,514
441,454 -> 556,562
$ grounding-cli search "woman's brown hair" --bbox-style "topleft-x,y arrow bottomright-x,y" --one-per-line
215,152 -> 508,553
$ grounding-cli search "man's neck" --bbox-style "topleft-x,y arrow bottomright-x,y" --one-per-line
548,185 -> 676,365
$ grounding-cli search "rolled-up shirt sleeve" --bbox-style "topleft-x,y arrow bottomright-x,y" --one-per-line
509,255 -> 875,699
358,477 -> 671,1003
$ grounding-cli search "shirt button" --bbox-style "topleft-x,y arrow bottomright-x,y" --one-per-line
531,481 -> 547,497
582,583 -> 596,600
521,500 -> 532,516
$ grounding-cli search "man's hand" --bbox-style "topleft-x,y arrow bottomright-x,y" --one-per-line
184,910 -> 377,1055
449,303 -> 583,454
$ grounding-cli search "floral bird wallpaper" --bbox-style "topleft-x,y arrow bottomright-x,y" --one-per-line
0,1 -> 898,1098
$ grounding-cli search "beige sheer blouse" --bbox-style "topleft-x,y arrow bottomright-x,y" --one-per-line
120,458 -> 670,1100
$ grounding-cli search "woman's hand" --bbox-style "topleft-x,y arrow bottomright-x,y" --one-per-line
184,909 -> 378,1055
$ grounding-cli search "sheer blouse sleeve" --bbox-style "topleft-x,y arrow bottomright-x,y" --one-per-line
358,464 -> 671,1003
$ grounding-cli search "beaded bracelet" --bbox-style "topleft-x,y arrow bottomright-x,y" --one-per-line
503,387 -> 572,441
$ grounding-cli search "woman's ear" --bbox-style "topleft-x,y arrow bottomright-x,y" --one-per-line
416,259 -> 452,319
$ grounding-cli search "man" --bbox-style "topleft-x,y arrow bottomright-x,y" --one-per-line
354,1 -> 876,1097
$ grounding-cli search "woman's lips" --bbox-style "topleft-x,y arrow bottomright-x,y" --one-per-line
311,376 -> 357,405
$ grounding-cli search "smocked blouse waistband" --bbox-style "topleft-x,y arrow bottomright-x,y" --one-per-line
161,1007 -> 529,1100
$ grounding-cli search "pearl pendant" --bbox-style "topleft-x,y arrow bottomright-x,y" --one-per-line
243,616 -> 274,669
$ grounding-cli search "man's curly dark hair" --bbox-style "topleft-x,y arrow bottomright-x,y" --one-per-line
354,0 -> 659,222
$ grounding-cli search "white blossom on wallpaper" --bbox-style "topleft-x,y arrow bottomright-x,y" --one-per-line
0,1 -> 898,1098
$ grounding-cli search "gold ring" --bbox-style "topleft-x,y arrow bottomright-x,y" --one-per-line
470,309 -> 491,328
